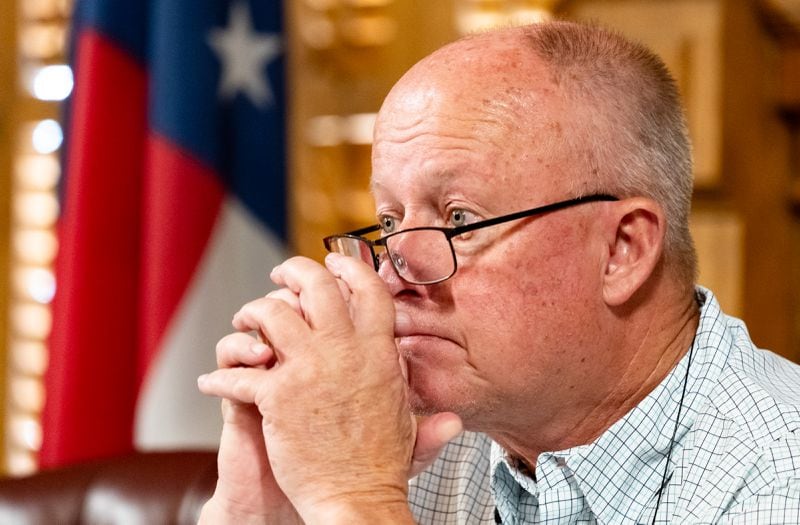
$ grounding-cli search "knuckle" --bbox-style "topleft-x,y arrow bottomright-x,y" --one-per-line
215,333 -> 255,367
236,298 -> 284,331
215,334 -> 236,360
230,376 -> 249,399
237,298 -> 267,320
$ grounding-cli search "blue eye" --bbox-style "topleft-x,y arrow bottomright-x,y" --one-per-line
449,209 -> 472,227
380,216 -> 397,233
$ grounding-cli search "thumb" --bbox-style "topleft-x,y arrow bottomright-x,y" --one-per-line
410,412 -> 463,478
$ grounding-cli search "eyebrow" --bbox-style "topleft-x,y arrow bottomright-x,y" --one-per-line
369,169 -> 467,197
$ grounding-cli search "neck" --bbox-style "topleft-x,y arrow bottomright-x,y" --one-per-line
490,284 -> 700,472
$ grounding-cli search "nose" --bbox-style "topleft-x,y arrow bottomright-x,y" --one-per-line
378,239 -> 434,297
378,229 -> 416,283
389,251 -> 408,273
377,252 -> 407,295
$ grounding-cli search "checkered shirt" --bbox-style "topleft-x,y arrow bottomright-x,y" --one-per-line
408,288 -> 800,524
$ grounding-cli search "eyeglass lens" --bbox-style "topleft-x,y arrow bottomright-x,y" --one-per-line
383,229 -> 455,284
328,229 -> 456,284
325,236 -> 375,268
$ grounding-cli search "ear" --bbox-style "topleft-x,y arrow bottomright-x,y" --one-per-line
602,197 -> 665,307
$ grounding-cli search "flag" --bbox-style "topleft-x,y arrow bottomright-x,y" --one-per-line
41,0 -> 287,468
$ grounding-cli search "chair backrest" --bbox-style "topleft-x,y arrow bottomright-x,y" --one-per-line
0,450 -> 217,525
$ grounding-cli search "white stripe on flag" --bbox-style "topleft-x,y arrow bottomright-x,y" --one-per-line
135,197 -> 287,450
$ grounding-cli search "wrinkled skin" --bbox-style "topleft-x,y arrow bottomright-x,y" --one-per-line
198,256 -> 462,523
198,26 -> 699,523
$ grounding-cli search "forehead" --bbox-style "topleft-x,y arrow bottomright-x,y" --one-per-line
371,80 -> 569,210
370,117 -> 522,209
370,31 -> 575,209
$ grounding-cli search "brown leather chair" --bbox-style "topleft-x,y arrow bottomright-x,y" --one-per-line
0,451 -> 217,524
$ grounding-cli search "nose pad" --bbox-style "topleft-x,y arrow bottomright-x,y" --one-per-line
376,251 -> 396,281
390,251 -> 407,272
377,248 -> 420,296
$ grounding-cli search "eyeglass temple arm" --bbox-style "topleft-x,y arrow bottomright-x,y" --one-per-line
343,224 -> 383,237
443,194 -> 619,239
323,224 -> 383,253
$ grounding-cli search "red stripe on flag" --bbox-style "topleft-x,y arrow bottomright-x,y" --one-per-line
41,31 -> 146,467
138,134 -> 224,384
41,30 -> 227,468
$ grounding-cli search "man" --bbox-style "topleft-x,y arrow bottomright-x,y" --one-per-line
197,21 -> 800,523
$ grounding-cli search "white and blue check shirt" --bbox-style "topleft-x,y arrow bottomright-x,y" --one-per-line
408,288 -> 800,524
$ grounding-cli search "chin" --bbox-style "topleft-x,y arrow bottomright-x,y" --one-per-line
406,363 -> 481,423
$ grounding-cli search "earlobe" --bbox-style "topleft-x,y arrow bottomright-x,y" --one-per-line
602,198 -> 665,307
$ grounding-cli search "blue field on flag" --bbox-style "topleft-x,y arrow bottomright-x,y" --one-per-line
43,0 -> 287,467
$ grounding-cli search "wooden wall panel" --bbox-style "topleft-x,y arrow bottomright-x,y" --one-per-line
563,0 -> 745,316
287,0 -> 458,261
0,0 -> 16,472
287,0 -> 800,359
563,0 -> 800,360
722,0 -> 799,361
565,0 -> 724,188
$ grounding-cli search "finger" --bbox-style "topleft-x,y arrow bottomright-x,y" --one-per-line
216,332 -> 277,369
325,253 -> 395,337
220,398 -> 264,427
265,287 -> 302,318
197,367 -> 270,405
270,256 -> 352,331
410,412 -> 463,478
397,348 -> 409,382
334,277 -> 352,306
232,296 -> 311,356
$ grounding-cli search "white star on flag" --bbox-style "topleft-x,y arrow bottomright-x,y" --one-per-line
208,1 -> 282,108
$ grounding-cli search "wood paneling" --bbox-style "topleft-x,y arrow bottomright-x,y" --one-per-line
287,0 -> 800,360
0,0 -> 17,472
723,0 -> 799,361
287,0 -> 458,261
564,0 -> 725,189
563,0 -> 800,360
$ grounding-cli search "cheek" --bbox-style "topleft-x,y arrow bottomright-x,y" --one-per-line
451,229 -> 597,354
450,261 -> 542,362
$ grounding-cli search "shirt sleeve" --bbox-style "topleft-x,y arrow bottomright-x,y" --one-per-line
717,431 -> 800,524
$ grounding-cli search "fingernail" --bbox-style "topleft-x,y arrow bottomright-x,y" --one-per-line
197,374 -> 208,385
252,342 -> 268,355
438,418 -> 463,441
394,311 -> 412,334
325,252 -> 342,272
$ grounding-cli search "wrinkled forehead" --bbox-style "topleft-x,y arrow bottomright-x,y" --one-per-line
371,35 -> 571,207
375,31 -> 549,134
373,84 -> 527,151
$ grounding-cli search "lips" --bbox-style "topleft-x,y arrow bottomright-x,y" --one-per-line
394,310 -> 427,338
394,310 -> 453,341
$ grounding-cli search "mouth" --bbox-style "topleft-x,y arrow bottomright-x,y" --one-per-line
394,311 -> 461,356
396,335 -> 461,362
394,311 -> 460,356
394,310 -> 444,339
396,333 -> 448,344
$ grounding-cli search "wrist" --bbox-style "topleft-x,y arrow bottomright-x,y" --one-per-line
199,495 -> 302,525
300,490 -> 414,525
199,497 -> 265,525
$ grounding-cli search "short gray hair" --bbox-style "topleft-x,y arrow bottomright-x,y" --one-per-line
524,21 -> 697,284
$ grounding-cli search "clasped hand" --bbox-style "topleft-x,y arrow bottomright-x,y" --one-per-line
197,254 -> 462,524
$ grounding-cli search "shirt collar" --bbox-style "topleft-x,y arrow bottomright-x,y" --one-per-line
489,287 -> 734,523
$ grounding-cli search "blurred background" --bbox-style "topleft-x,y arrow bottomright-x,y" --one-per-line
0,0 -> 798,477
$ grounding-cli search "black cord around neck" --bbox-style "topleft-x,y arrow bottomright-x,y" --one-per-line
494,342 -> 697,525
651,342 -> 694,525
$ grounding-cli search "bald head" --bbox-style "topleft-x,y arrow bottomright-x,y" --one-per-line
375,22 -> 696,286
376,28 -> 564,172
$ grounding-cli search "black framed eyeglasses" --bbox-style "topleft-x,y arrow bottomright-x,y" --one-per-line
323,194 -> 618,285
